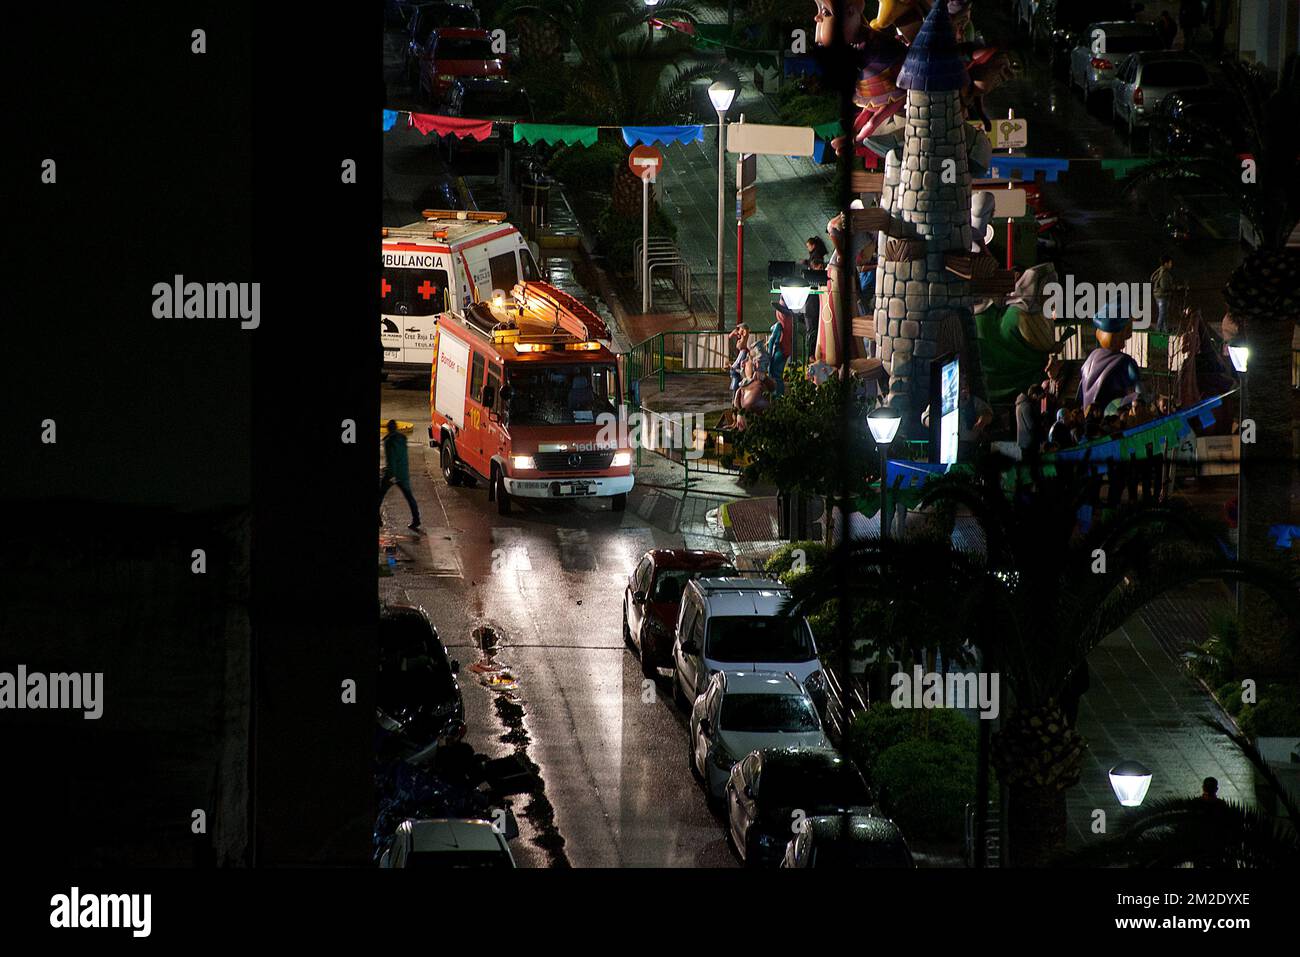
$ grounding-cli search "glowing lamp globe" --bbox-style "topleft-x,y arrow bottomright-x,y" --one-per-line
708,80 -> 736,114
780,281 -> 812,313
1227,339 -> 1249,374
1108,761 -> 1153,807
867,406 -> 902,445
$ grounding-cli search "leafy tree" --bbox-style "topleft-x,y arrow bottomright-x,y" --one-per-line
731,371 -> 879,545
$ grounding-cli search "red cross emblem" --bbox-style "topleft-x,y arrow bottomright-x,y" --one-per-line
417,280 -> 438,300
380,278 -> 392,297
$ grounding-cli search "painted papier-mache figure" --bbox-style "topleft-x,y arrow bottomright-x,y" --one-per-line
974,262 -> 1066,404
1078,304 -> 1143,410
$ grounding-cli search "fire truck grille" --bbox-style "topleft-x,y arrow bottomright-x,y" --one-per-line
533,450 -> 614,471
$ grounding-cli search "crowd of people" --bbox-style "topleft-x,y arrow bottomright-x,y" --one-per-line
1013,376 -> 1182,505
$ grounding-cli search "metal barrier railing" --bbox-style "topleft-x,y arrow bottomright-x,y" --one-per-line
632,236 -> 694,314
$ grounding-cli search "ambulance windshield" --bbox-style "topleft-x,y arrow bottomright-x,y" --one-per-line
382,270 -> 451,317
507,364 -> 617,426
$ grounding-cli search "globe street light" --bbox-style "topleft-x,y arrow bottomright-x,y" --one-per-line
867,406 -> 902,541
709,79 -> 737,331
780,280 -> 812,367
1108,761 -> 1153,807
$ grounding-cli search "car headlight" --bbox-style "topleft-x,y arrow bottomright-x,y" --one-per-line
611,451 -> 632,468
437,74 -> 455,83
804,669 -> 827,695
511,455 -> 535,471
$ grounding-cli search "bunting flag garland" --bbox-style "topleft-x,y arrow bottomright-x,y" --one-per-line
621,125 -> 704,148
408,112 -> 494,141
513,123 -> 600,148
985,156 -> 1071,182
383,109 -> 399,132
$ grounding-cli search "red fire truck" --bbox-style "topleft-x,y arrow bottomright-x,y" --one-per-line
429,281 -> 633,515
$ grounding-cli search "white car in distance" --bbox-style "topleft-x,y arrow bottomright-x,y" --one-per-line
689,671 -> 830,804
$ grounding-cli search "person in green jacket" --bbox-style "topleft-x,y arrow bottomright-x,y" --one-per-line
379,419 -> 421,530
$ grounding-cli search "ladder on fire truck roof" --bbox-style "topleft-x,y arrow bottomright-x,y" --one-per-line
420,209 -> 508,223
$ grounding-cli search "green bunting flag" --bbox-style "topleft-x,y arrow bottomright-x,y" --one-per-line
513,124 -> 600,148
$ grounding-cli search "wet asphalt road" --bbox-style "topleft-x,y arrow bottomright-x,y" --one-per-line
380,382 -> 739,868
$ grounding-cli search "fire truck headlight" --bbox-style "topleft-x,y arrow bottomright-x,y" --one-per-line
611,452 -> 632,468
511,455 -> 536,471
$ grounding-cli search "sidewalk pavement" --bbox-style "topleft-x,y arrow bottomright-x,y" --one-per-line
655,79 -> 837,331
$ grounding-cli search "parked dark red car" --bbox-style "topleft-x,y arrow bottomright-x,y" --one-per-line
417,27 -> 505,105
624,549 -> 736,679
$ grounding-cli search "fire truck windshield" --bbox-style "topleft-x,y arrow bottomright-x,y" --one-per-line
506,364 -> 617,426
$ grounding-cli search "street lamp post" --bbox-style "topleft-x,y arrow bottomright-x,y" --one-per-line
1228,338 -> 1249,617
643,0 -> 660,43
780,280 -> 811,367
776,281 -> 813,539
709,80 -> 736,331
867,406 -> 902,541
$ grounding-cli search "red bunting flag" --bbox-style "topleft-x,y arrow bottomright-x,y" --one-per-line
408,112 -> 494,141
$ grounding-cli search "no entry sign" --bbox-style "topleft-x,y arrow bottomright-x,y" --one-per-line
628,144 -> 663,182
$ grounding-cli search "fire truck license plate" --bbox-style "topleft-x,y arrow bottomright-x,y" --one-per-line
555,481 -> 594,497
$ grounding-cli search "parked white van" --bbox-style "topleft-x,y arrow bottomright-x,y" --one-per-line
670,577 -> 826,710
381,209 -> 542,373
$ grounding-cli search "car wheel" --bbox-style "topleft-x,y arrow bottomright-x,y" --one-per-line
611,492 -> 627,512
640,629 -> 657,679
622,599 -> 634,648
673,668 -> 689,711
441,441 -> 461,486
495,468 -> 512,516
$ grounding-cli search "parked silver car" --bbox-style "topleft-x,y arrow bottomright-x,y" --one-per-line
1069,21 -> 1163,104
1111,51 -> 1212,137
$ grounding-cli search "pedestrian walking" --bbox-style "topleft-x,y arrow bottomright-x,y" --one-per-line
1151,254 -> 1177,332
379,419 -> 421,530
1157,11 -> 1178,48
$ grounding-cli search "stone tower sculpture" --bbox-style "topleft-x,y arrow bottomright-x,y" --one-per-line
872,0 -> 976,436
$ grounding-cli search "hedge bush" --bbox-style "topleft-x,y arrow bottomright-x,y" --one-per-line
845,701 -> 977,779
873,738 -> 978,843
1215,680 -> 1246,716
764,540 -> 829,584
1238,687 -> 1300,738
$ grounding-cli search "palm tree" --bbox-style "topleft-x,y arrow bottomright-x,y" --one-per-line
782,464 -> 1300,865
1127,55 -> 1300,678
500,0 -> 704,68
1061,720 -> 1299,868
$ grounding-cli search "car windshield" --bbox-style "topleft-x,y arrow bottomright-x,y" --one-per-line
815,840 -> 912,868
1143,62 -> 1209,87
439,37 -> 494,60
462,90 -> 530,119
706,615 -> 815,663
406,850 -> 510,868
763,762 -> 871,809
506,364 -> 617,426
415,8 -> 479,42
651,567 -> 736,602
720,694 -> 820,733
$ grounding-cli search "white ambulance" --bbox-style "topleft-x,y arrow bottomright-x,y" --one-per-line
381,210 -> 543,373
